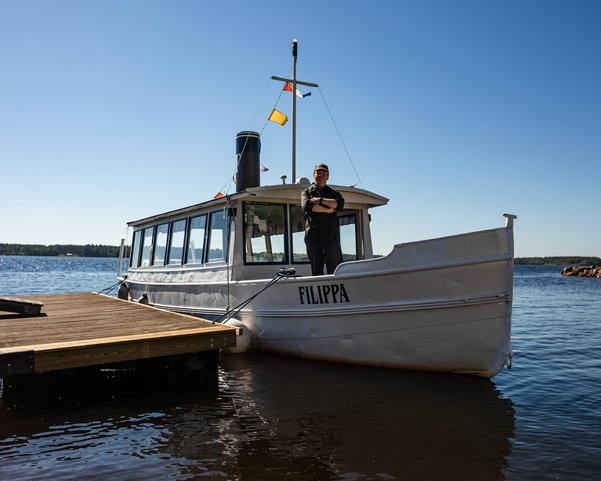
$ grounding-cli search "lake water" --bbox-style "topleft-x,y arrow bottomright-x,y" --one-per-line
0,257 -> 600,480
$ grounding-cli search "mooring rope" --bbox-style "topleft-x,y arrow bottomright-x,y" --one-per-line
97,280 -> 123,295
213,267 -> 297,325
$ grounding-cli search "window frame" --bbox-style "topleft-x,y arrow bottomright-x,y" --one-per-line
130,229 -> 142,268
138,226 -> 155,268
152,222 -> 170,267
166,218 -> 188,266
185,213 -> 208,265
243,201 -> 289,265
206,208 -> 231,264
289,204 -> 309,265
338,212 -> 359,262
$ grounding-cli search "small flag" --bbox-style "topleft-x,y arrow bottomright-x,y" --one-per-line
214,192 -> 225,199
268,109 -> 288,126
284,82 -> 311,98
260,165 -> 269,172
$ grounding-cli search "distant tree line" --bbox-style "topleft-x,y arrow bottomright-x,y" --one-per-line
515,256 -> 601,266
0,243 -> 120,257
1,245 -> 598,265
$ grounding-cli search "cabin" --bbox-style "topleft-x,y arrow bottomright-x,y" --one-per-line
124,184 -> 388,282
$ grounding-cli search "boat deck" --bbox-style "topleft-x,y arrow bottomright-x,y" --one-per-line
0,292 -> 237,377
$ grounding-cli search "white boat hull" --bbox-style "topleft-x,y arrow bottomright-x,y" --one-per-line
245,294 -> 510,377
123,220 -> 515,378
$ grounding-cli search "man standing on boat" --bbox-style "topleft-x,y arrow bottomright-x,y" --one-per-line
301,163 -> 345,275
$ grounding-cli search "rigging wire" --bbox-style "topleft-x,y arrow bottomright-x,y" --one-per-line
225,198 -> 232,311
218,67 -> 296,301
217,176 -> 234,196
318,87 -> 364,189
223,71 -> 292,196
237,75 -> 272,184
222,68 -> 293,196
259,66 -> 293,136
249,76 -> 272,133
259,85 -> 285,135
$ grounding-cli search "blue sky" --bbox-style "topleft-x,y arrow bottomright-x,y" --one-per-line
1,0 -> 599,257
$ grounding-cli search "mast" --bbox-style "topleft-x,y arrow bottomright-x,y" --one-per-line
292,40 -> 297,182
271,39 -> 319,182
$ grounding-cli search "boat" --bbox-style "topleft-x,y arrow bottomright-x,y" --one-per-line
116,41 -> 516,378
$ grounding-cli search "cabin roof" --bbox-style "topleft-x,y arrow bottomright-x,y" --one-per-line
127,183 -> 388,228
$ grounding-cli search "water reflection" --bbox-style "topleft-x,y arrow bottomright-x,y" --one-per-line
0,352 -> 515,480
205,352 -> 515,480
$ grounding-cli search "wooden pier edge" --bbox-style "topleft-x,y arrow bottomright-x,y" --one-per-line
0,326 -> 236,376
0,292 -> 238,378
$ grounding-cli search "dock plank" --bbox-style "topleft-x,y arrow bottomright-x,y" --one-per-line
0,292 -> 237,375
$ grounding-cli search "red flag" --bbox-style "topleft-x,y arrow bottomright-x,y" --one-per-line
283,82 -> 308,98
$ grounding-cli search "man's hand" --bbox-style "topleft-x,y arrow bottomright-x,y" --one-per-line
312,204 -> 336,213
311,197 -> 337,213
320,198 -> 338,210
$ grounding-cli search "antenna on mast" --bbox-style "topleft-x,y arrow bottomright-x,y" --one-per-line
271,39 -> 319,183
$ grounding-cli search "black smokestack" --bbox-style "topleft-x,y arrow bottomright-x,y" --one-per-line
235,131 -> 261,192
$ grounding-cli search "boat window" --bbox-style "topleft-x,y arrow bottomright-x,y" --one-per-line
207,209 -> 229,263
339,214 -> 358,261
130,230 -> 142,268
290,205 -> 308,263
186,214 -> 207,264
140,227 -> 154,267
244,203 -> 286,263
167,219 -> 186,265
152,223 -> 169,266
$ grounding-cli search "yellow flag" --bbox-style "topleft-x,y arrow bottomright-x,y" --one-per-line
268,109 -> 288,126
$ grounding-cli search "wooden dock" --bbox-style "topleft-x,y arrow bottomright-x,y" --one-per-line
0,292 -> 237,378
